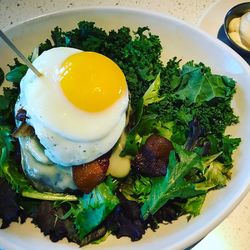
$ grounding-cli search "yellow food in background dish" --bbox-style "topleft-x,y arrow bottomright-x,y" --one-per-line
228,12 -> 250,51
239,12 -> 250,49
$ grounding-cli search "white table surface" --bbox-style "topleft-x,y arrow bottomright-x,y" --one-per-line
0,0 -> 249,250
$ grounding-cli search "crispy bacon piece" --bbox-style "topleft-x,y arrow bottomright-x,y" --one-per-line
132,134 -> 173,177
72,156 -> 109,193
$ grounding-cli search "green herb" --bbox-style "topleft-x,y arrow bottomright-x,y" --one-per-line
143,73 -> 164,106
6,65 -> 28,83
121,73 -> 166,156
175,63 -> 234,105
120,113 -> 157,156
195,161 -> 229,191
66,177 -> 119,239
183,195 -> 206,219
120,175 -> 152,203
141,144 -> 205,219
144,61 -> 238,137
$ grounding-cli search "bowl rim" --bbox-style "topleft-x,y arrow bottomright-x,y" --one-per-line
1,6 -> 250,250
223,2 -> 250,55
2,5 -> 249,67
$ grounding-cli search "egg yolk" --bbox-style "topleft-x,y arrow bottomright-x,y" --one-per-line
59,52 -> 127,112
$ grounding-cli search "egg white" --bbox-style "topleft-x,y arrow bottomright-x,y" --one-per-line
17,47 -> 128,167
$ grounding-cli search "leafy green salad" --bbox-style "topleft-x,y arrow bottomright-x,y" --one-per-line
0,21 -> 240,246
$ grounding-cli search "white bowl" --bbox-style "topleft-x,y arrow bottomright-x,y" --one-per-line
0,6 -> 250,250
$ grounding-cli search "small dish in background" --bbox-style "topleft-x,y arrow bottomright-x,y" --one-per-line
223,2 -> 250,60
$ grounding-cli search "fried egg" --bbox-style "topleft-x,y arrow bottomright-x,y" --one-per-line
17,47 -> 128,167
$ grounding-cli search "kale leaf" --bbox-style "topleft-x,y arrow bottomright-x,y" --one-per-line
6,65 -> 28,83
0,59 -> 26,127
175,62 -> 235,105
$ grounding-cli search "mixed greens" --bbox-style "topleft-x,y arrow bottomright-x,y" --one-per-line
0,21 -> 240,246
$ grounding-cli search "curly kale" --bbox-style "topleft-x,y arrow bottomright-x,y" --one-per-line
41,23 -> 163,109
144,60 -> 239,138
194,101 -> 239,136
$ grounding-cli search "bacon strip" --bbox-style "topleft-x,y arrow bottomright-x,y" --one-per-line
72,155 -> 109,193
132,134 -> 173,177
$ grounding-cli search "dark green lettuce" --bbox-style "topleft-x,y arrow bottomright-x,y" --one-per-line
141,144 -> 205,219
175,62 -> 235,105
66,177 -> 119,239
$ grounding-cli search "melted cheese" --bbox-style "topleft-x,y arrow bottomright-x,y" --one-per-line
108,133 -> 131,178
19,136 -> 77,192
